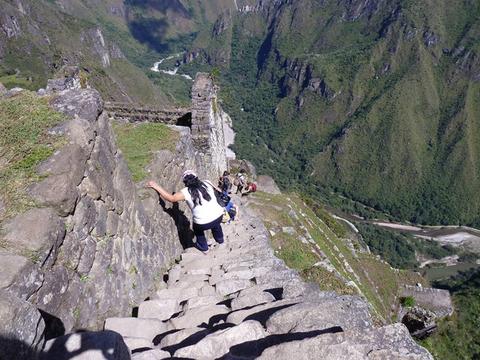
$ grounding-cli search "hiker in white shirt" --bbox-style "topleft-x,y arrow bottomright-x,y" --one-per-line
147,170 -> 224,252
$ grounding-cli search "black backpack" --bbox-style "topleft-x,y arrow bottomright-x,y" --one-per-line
221,176 -> 231,193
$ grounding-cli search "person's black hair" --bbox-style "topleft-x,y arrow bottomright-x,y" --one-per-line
183,174 -> 211,206
223,171 -> 229,176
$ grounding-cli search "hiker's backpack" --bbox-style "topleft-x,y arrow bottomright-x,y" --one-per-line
249,183 -> 257,192
222,176 -> 231,192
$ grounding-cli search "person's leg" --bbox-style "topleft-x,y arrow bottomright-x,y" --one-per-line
192,223 -> 209,251
210,216 -> 224,244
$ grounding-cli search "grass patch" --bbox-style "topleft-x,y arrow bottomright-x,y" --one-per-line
247,191 -> 428,321
112,122 -> 179,182
0,91 -> 65,224
275,234 -> 318,271
400,296 -> 416,307
301,267 -> 357,295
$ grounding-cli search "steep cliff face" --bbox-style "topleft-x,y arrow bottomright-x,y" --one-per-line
0,82 -> 199,349
0,68 -> 233,356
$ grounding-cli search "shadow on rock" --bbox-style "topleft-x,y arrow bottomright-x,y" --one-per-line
162,323 -> 234,355
159,197 -> 194,250
220,327 -> 344,359
40,330 -> 130,360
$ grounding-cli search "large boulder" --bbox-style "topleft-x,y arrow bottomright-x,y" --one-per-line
401,306 -> 437,339
256,175 -> 281,194
3,207 -> 66,266
50,88 -> 103,123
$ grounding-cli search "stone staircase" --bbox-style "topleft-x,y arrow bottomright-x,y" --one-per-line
93,196 -> 433,360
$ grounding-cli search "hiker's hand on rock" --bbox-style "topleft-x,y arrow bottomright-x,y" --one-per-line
146,181 -> 156,188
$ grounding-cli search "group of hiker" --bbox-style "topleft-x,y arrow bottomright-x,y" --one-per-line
147,169 -> 257,253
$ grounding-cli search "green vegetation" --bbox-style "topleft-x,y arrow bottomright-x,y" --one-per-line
147,72 -> 192,107
0,91 -> 65,224
249,191 -> 425,321
112,122 -> 179,182
355,223 -> 457,269
176,0 -> 480,229
421,269 -> 480,359
400,296 -> 416,308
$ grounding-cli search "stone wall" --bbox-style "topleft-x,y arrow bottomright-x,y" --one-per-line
400,285 -> 453,318
191,73 -> 228,180
0,86 -> 196,353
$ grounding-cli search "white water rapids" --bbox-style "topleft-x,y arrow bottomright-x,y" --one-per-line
150,53 -> 192,80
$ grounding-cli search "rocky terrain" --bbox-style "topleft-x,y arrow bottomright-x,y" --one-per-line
41,195 -> 434,360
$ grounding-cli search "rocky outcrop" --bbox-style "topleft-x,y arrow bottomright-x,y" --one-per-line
81,27 -> 125,68
256,175 -> 281,194
401,306 -> 437,339
279,59 -> 335,101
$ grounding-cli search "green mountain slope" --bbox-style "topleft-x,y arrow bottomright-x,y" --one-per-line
0,0 -> 170,104
184,0 -> 480,227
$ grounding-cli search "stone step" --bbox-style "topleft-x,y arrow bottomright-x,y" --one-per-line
123,336 -> 153,352
104,317 -> 167,341
265,298 -> 372,334
168,304 -> 230,329
174,320 -> 267,360
255,324 -> 433,360
138,299 -> 181,321
158,327 -> 204,348
184,294 -> 224,310
198,283 -> 217,297
215,279 -> 255,297
169,279 -> 208,291
226,299 -> 298,325
153,286 -> 198,303
131,348 -> 171,360
231,289 -> 276,311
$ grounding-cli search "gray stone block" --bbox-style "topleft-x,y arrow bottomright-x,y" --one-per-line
105,317 -> 167,341
175,320 -> 266,359
0,290 -> 45,359
0,251 -> 28,289
215,279 -> 253,297
231,289 -> 276,311
138,299 -> 180,321
154,287 -> 198,303
131,349 -> 171,360
4,207 -> 65,265
122,337 -> 153,352
169,305 -> 229,329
